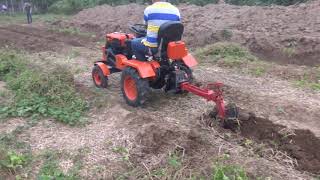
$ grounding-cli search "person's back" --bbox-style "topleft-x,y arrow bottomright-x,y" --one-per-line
142,1 -> 181,48
24,2 -> 31,13
131,0 -> 181,61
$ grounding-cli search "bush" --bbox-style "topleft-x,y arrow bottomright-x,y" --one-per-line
48,0 -> 310,14
0,52 -> 87,125
226,0 -> 308,6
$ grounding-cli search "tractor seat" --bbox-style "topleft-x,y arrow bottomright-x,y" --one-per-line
157,21 -> 184,56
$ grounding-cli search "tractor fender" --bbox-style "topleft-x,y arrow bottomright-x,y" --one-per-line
182,53 -> 198,68
115,55 -> 159,78
94,62 -> 110,76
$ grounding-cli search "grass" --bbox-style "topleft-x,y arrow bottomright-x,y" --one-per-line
0,147 -> 27,174
195,42 -> 257,67
112,146 -> 131,164
195,42 -> 320,91
211,155 -> 248,180
213,164 -> 248,180
294,79 -> 320,91
137,150 -> 249,180
37,151 -> 81,180
293,70 -> 320,91
0,123 -> 86,179
0,51 -> 88,125
0,124 -> 32,179
250,66 -> 267,77
0,13 -> 69,25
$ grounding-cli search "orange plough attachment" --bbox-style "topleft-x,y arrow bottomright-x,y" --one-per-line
181,82 -> 226,119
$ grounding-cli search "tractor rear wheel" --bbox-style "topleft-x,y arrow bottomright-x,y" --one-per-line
121,67 -> 150,107
92,66 -> 108,88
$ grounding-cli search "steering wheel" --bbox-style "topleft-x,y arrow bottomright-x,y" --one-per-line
129,24 -> 147,37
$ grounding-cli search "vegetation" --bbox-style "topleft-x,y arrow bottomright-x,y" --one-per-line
213,164 -> 248,180
121,150 -> 249,180
0,124 -> 85,179
0,148 -> 27,174
225,0 -> 308,6
38,151 -> 81,180
294,79 -> 320,91
0,51 -> 88,125
1,0 -> 310,15
47,0 -> 309,14
196,42 -> 320,91
0,13 -> 69,25
195,42 -> 257,67
0,125 -> 32,179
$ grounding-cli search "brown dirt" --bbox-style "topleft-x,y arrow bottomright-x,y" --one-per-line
0,24 -> 96,53
234,111 -> 320,174
61,1 -> 320,66
194,65 -> 320,138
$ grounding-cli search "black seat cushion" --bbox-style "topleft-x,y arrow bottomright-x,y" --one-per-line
158,21 -> 184,42
158,21 -> 184,52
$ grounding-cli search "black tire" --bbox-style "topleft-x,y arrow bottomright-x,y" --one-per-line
121,67 -> 150,107
92,65 -> 108,88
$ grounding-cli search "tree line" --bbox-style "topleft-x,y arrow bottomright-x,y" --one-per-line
0,0 -> 309,14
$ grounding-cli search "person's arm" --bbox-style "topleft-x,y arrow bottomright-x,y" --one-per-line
176,9 -> 181,21
143,7 -> 149,26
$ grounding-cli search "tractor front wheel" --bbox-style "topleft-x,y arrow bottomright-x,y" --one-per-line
92,66 -> 108,88
121,67 -> 150,107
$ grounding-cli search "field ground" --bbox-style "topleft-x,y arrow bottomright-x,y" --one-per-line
0,3 -> 320,179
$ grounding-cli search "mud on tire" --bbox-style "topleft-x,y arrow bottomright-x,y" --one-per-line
92,65 -> 108,88
121,67 -> 150,107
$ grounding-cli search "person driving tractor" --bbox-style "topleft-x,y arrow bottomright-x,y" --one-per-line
131,0 -> 181,61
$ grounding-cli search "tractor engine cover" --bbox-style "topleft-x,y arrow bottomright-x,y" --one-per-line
106,33 -> 134,48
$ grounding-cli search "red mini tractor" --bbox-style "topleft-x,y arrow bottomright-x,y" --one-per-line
92,22 -> 238,122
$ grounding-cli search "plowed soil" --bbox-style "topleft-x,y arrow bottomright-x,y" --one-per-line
0,25 -> 95,52
60,1 -> 320,66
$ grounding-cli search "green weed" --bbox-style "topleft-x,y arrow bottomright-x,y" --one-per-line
195,42 -> 257,67
0,51 -> 88,125
212,164 -> 248,180
0,149 -> 26,173
0,14 -> 69,25
294,79 -> 320,91
112,146 -> 130,162
168,153 -> 182,168
151,168 -> 167,178
250,66 -> 266,76
38,151 -> 80,180
0,128 -> 32,177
